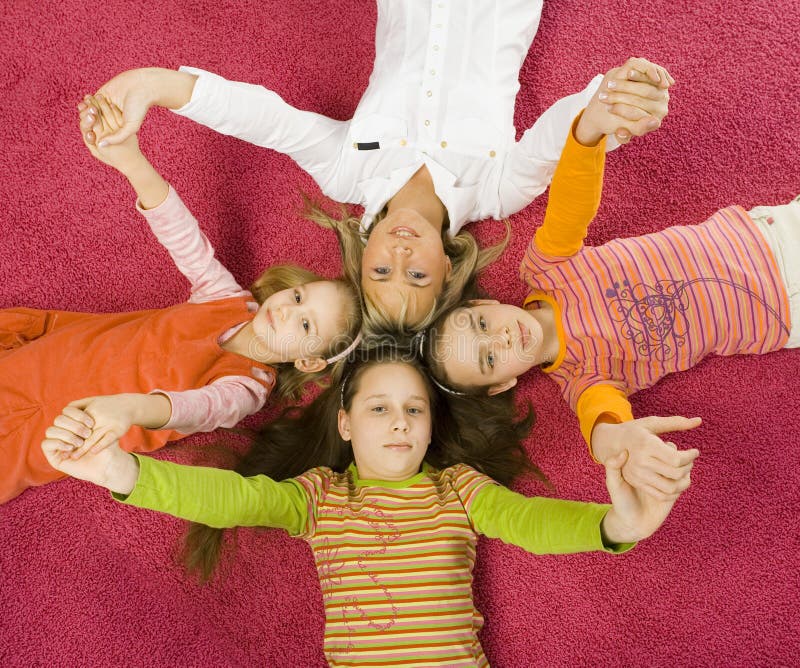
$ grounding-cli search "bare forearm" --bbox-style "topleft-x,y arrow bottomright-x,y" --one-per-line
136,67 -> 198,110
119,154 -> 169,209
129,393 -> 173,429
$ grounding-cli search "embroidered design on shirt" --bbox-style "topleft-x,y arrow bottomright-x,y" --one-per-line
605,277 -> 789,360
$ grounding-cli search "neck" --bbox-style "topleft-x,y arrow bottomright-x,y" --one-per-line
387,165 -> 447,234
528,302 -> 561,365
220,320 -> 281,364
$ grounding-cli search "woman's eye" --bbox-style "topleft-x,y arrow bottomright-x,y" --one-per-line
479,316 -> 487,332
302,319 -> 310,333
487,352 -> 495,369
374,267 -> 390,275
294,290 -> 302,303
408,270 -> 426,280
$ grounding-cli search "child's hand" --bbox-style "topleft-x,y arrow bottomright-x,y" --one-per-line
576,57 -> 674,146
600,443 -> 696,544
80,94 -> 143,174
64,392 -> 170,460
591,416 -> 701,500
41,406 -> 139,494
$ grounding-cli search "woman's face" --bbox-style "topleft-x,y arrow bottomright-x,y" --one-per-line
361,208 -> 451,326
338,362 -> 432,481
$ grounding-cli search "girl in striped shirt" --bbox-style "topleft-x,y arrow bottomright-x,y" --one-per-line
419,78 -> 799,500
0,97 -> 362,504
41,349 -> 693,667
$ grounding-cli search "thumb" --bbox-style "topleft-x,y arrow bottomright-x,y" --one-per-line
604,450 -> 629,496
67,396 -> 95,410
639,415 -> 702,436
97,120 -> 138,147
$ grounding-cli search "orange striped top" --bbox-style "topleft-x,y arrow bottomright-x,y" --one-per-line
295,463 -> 493,667
519,122 -> 791,446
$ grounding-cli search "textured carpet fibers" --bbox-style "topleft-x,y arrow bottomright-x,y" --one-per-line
1,1 -> 799,666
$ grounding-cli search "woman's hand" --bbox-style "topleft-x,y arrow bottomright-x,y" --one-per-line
79,94 -> 143,174
79,67 -> 197,146
41,407 -> 140,495
576,57 -> 674,146
600,444 -> 696,545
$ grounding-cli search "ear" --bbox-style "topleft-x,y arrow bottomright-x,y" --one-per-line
337,408 -> 351,442
293,357 -> 328,374
487,377 -> 517,396
467,298 -> 500,306
444,254 -> 453,279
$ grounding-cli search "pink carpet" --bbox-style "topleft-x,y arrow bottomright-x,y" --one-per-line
1,1 -> 799,665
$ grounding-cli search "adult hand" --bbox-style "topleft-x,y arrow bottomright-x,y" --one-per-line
577,57 -> 674,145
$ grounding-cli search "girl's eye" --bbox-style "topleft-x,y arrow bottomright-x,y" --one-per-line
374,267 -> 390,275
487,352 -> 495,369
407,407 -> 423,415
294,290 -> 302,304
408,270 -> 426,280
302,319 -> 310,333
479,316 -> 487,332
371,406 -> 386,413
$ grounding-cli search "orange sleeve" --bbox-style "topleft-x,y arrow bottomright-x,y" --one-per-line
532,112 -> 607,258
575,384 -> 634,461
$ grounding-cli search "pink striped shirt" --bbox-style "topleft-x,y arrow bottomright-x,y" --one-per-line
136,187 -> 273,434
521,205 -> 790,416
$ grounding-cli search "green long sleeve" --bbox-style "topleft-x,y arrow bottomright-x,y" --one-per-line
112,454 -> 309,534
470,484 -> 635,554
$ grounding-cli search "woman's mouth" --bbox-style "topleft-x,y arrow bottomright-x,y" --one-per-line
390,226 -> 419,238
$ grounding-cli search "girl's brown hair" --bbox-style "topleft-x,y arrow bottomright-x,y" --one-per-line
303,197 -> 509,336
249,264 -> 362,401
183,346 -> 541,581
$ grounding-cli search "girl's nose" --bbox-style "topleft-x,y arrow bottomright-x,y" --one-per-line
392,245 -> 412,256
391,415 -> 410,432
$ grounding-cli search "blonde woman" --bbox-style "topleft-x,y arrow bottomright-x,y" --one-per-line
81,1 -> 672,332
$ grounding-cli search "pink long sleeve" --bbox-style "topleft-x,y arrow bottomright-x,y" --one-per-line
136,187 -> 251,303
152,368 -> 274,434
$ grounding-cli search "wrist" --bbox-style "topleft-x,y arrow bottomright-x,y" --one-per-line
600,509 -> 639,545
573,117 -> 604,147
131,393 -> 172,429
105,451 -> 140,496
145,67 -> 197,109
590,421 -> 621,463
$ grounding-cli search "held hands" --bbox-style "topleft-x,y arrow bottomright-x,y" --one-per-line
592,416 -> 701,500
41,408 -> 139,495
600,444 -> 694,545
79,94 -> 143,173
79,67 -> 197,147
578,57 -> 674,146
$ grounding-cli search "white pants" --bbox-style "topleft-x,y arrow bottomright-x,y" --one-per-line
749,194 -> 800,348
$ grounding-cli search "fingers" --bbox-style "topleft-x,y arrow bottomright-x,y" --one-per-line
94,94 -> 122,133
71,426 -> 111,460
44,424 -> 85,451
640,415 -> 703,435
52,410 -> 93,440
623,57 -> 675,88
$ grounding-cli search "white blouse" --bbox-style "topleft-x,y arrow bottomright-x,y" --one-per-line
174,0 -> 608,235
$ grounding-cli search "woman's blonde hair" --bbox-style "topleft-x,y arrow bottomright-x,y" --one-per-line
250,264 -> 361,401
303,196 -> 509,337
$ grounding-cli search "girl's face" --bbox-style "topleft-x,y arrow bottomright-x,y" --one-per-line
251,281 -> 349,367
435,302 -> 544,394
338,362 -> 432,481
361,209 -> 452,326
